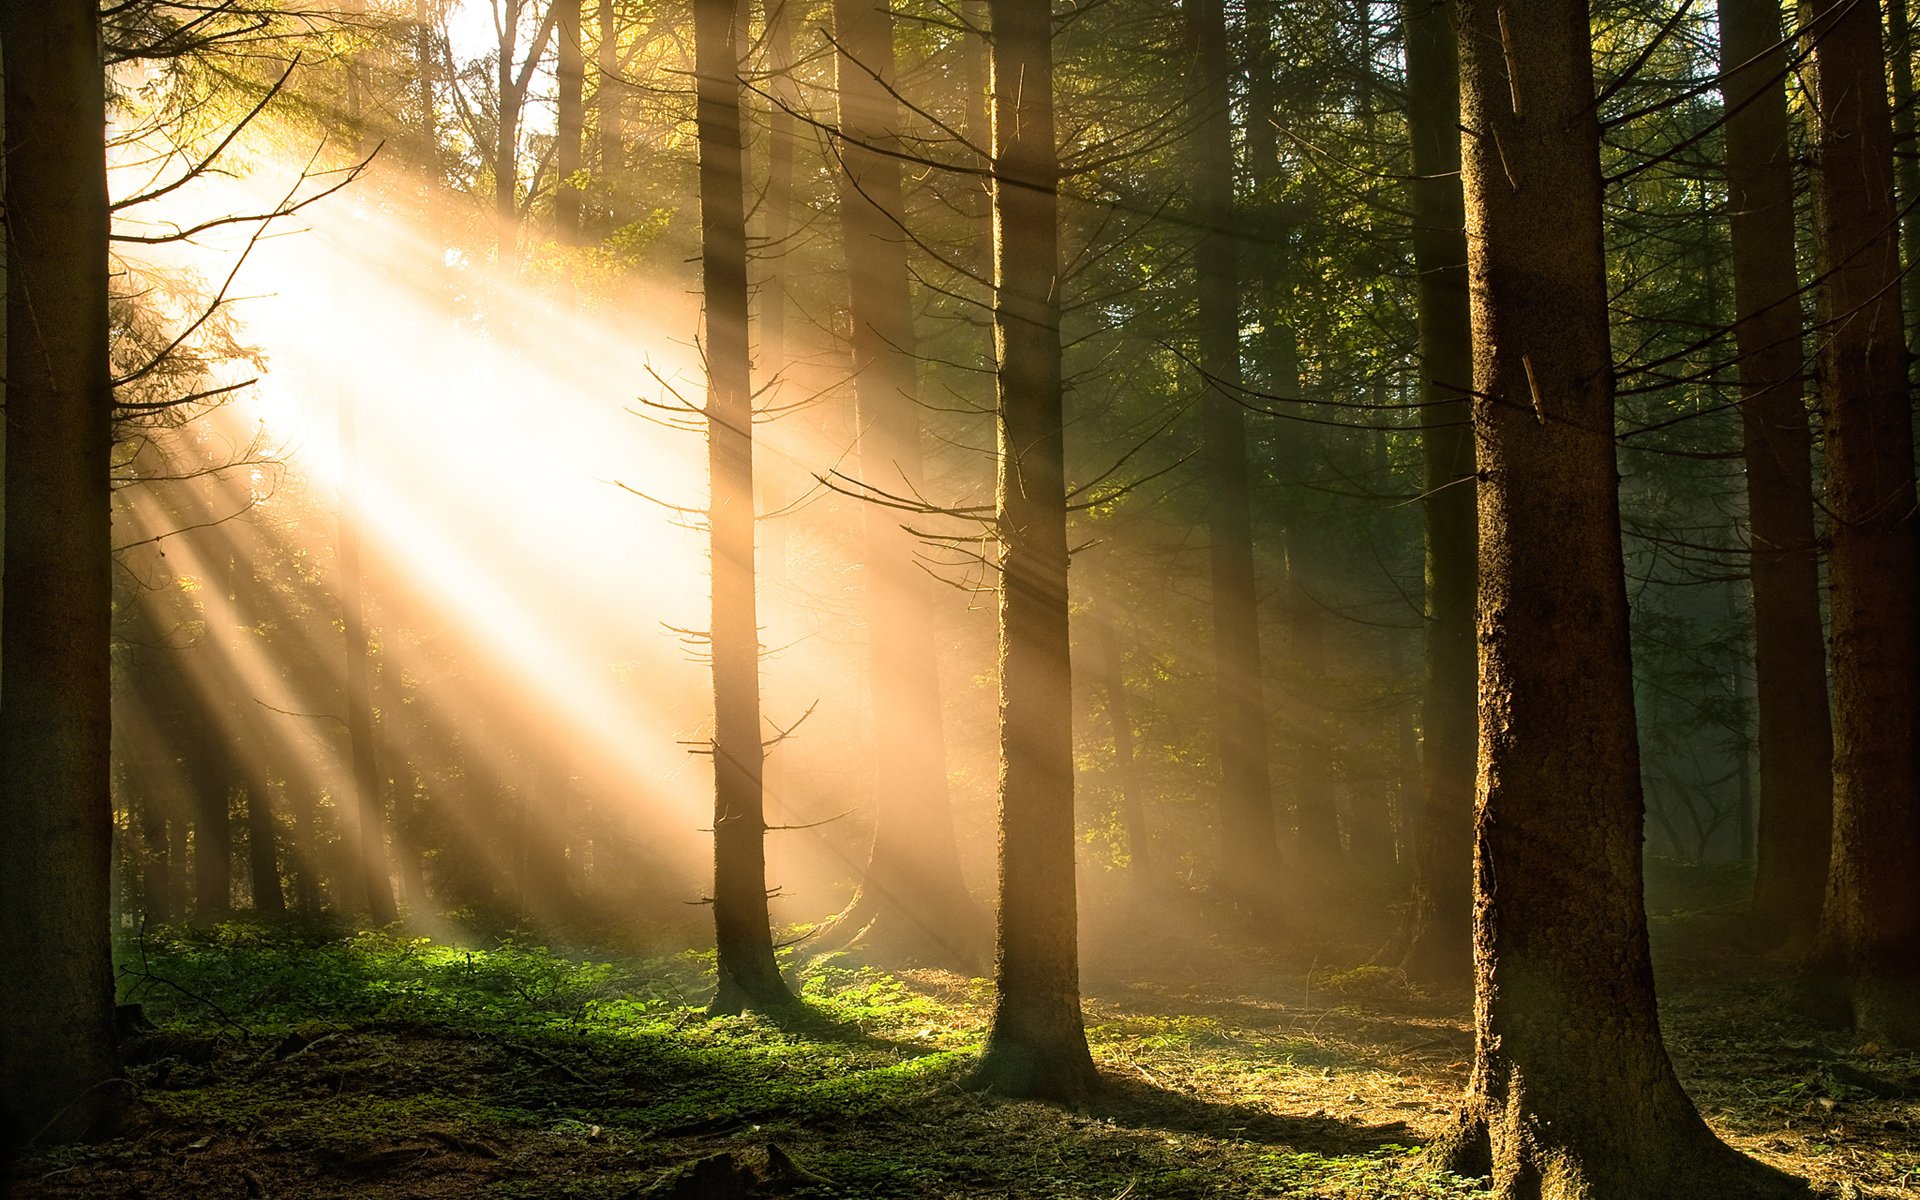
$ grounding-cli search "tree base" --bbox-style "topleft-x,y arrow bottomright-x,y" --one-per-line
707,964 -> 797,1018
965,1036 -> 1098,1105
1428,1103 -> 1807,1199
814,885 -> 990,976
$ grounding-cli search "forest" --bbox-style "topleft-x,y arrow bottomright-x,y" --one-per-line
2,0 -> 1918,1196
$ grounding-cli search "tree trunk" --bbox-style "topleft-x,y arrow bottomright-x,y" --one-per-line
967,0 -> 1096,1103
596,0 -> 626,229
1432,3 -> 1807,1194
1800,0 -> 1920,1045
191,685 -> 234,915
831,0 -> 985,968
555,0 -> 585,241
696,0 -> 792,1015
1187,0 -> 1278,907
0,0 -> 123,1144
1393,0 -> 1475,988
1715,0 -> 1833,948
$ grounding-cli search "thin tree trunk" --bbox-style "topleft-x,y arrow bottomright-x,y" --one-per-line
1189,0 -> 1277,906
696,0 -> 792,1015
233,550 -> 285,915
556,0 -> 585,241
1800,0 -> 1920,1045
192,684 -> 233,915
1392,0 -> 1474,987
967,0 -> 1096,1103
1716,0 -> 1833,947
831,0 -> 984,967
1432,3 -> 1807,1194
596,0 -> 626,229
0,0 -> 122,1143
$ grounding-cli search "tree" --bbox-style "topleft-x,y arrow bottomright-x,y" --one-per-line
1713,0 -> 1832,948
967,0 -> 1097,1103
696,0 -> 793,1015
829,0 -> 987,967
1391,0 -> 1474,987
0,0 -> 125,1145
555,0 -> 586,242
1188,0 -> 1278,905
1433,2 -> 1805,1194
1799,0 -> 1920,1045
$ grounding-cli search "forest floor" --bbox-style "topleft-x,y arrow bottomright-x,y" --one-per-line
8,878 -> 1918,1199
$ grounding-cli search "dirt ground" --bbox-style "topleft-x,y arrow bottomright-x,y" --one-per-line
7,898 -> 1917,1199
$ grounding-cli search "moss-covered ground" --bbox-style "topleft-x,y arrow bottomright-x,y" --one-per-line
8,893 -> 1917,1198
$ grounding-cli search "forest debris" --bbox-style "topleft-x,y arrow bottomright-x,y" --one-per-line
422,1128 -> 503,1158
643,1144 -> 829,1199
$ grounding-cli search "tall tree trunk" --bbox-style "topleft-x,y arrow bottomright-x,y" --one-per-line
1716,0 -> 1833,946
596,0 -> 626,229
831,0 -> 985,968
555,0 -> 585,241
1392,0 -> 1475,987
697,0 -> 792,1015
967,0 -> 1096,1103
1432,3 -> 1807,1194
1189,0 -> 1278,906
0,0 -> 123,1144
1800,0 -> 1920,1045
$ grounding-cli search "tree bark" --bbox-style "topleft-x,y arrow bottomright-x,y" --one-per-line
696,0 -> 792,1015
596,0 -> 626,229
0,0 -> 124,1144
1188,0 -> 1278,906
967,0 -> 1096,1103
1716,0 -> 1833,947
1433,3 -> 1808,1194
1800,0 -> 1920,1045
1393,0 -> 1475,988
831,0 -> 985,968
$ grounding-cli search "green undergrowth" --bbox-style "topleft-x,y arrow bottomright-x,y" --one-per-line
17,921 -> 1496,1198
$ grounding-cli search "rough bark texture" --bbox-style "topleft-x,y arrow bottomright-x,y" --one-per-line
1800,0 -> 1920,1045
831,0 -> 986,968
0,0 -> 125,1146
968,0 -> 1096,1103
1189,0 -> 1277,904
1716,0 -> 1833,948
1435,3 -> 1807,1195
1393,0 -> 1475,988
696,0 -> 792,1016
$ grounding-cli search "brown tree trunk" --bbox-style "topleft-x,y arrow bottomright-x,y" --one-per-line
1433,3 -> 1807,1194
1189,0 -> 1277,906
831,0 -> 985,968
697,0 -> 792,1015
1393,0 -> 1475,987
555,0 -> 585,241
1717,0 -> 1833,947
1800,0 -> 1920,1045
967,0 -> 1096,1103
0,0 -> 123,1144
